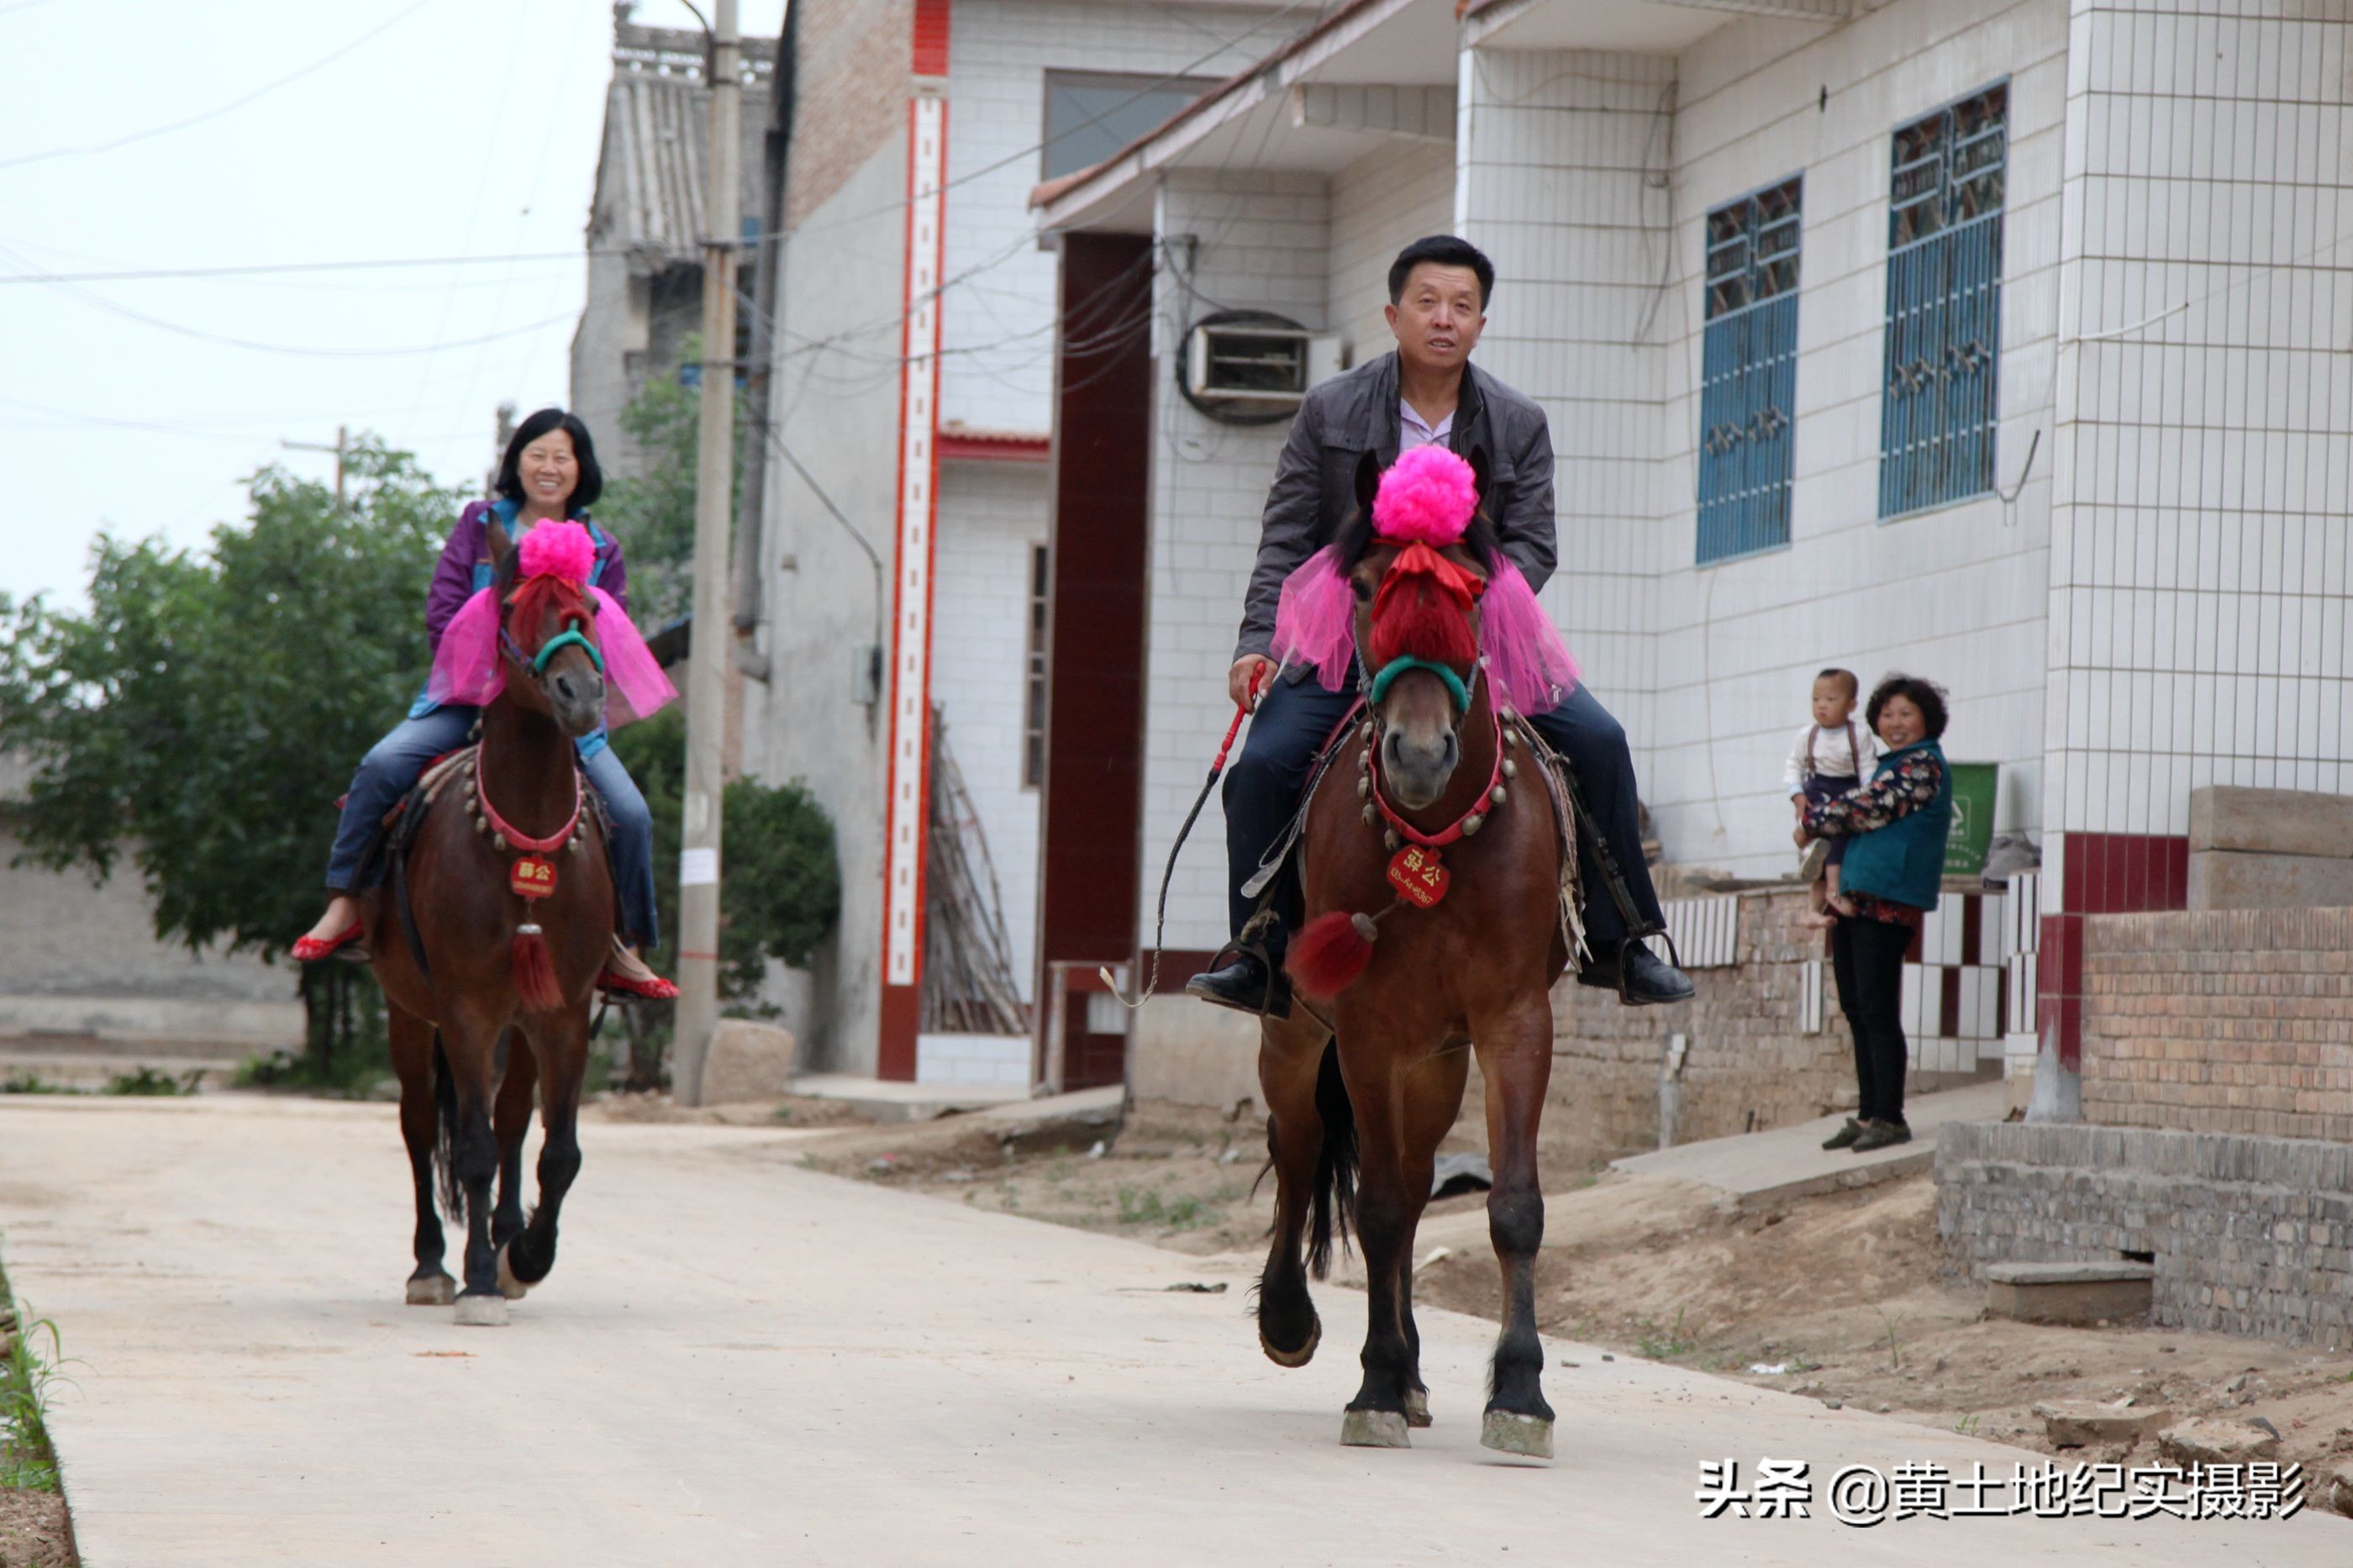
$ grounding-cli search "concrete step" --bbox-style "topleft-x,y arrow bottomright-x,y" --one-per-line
1982,1260 -> 2156,1325
787,1072 -> 1035,1123
1606,1080 -> 2008,1208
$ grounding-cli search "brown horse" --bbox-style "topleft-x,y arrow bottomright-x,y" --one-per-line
365,523 -> 617,1326
1255,450 -> 1571,1457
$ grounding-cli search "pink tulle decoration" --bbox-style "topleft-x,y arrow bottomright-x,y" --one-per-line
1481,559 -> 1581,716
1270,545 -> 1356,692
1371,445 -> 1477,545
518,518 -> 596,585
424,586 -> 677,728
586,587 -> 677,725
428,587 -> 505,709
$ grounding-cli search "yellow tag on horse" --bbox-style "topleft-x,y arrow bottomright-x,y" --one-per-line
1387,845 -> 1449,909
510,856 -> 558,902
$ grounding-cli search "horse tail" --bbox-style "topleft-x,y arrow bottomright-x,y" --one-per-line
1305,1039 -> 1357,1280
431,1032 -> 464,1224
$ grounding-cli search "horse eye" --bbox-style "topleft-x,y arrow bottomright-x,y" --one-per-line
1351,579 -> 1373,602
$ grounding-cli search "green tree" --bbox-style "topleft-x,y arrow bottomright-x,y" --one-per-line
0,440 -> 461,1072
603,706 -> 843,1089
594,335 -> 745,629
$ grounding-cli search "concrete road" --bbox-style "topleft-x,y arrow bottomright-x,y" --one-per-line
0,1095 -> 2340,1566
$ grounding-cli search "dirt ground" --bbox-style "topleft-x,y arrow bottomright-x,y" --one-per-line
0,1491 -> 71,1568
788,1098 -> 2353,1511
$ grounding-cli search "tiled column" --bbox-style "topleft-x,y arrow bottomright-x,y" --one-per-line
2040,0 -> 2353,1068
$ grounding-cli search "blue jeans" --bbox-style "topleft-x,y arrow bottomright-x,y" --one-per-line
324,708 -> 660,948
1221,673 -> 1665,950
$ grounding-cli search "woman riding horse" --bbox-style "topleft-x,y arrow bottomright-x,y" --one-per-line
292,408 -> 673,999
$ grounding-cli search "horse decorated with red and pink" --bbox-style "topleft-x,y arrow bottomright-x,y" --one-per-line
1250,442 -> 1584,1457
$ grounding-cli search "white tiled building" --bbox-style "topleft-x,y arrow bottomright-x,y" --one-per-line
1029,0 -> 2353,1084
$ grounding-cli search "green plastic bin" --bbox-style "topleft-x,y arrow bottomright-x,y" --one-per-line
1943,761 -> 1999,878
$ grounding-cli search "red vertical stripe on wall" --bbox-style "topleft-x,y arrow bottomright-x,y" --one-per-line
912,0 -> 950,75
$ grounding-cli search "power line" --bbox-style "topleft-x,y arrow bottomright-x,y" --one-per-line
0,0 -> 439,173
0,250 -> 611,287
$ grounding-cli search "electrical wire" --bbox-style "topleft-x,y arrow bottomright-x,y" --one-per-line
0,0 -> 439,172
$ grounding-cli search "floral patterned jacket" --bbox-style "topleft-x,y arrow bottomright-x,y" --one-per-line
1802,747 -> 1946,928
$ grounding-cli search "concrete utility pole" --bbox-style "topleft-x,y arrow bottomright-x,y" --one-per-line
672,0 -> 741,1107
282,425 -> 350,507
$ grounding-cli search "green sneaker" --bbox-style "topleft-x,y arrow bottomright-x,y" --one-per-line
1819,1118 -> 1865,1150
1850,1119 -> 1913,1154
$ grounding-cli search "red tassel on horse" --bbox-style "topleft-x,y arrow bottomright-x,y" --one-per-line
1287,911 -> 1380,998
511,923 -> 564,1012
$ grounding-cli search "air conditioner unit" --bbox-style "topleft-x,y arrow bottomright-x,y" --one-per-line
1185,325 -> 1346,405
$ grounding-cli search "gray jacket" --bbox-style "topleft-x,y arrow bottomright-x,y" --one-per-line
1233,350 -> 1558,666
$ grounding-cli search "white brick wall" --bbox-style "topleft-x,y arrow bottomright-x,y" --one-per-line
1458,1 -> 2068,881
930,460 -> 1048,998
1140,168 -> 1334,950
940,0 -> 1293,435
1327,139 -> 1458,363
2042,0 -> 2353,845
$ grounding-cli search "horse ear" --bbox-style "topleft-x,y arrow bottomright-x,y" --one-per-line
486,513 -> 513,567
1354,450 -> 1381,521
1467,444 -> 1492,511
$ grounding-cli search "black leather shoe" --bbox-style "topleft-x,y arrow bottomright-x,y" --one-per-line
1184,949 -> 1292,1021
1821,1117 -> 1865,1150
1579,941 -> 1695,1007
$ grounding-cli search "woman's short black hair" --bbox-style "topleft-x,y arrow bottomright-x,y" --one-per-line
494,407 -> 603,512
1387,236 -> 1496,309
1866,673 -> 1950,739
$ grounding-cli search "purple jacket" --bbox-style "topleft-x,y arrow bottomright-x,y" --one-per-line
424,498 -> 630,656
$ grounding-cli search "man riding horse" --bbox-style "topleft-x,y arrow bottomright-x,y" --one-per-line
1188,235 -> 1694,1017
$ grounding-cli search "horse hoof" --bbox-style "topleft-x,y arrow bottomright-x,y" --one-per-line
495,1243 -> 530,1300
404,1272 -> 456,1307
453,1293 -> 509,1328
1258,1313 -> 1321,1369
1340,1408 -> 1412,1449
1480,1410 -> 1554,1460
1403,1388 -> 1431,1429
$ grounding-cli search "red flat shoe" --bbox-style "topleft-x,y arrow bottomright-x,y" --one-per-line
597,966 -> 679,1002
292,923 -> 364,963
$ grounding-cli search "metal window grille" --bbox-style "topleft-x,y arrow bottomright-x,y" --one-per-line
1696,177 -> 1802,565
1879,82 -> 2007,518
1021,544 -> 1049,788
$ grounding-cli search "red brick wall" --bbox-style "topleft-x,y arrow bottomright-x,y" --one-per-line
787,0 -> 914,232
2082,907 -> 2353,1142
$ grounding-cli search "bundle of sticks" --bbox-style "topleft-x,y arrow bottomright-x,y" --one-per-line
921,708 -> 1032,1034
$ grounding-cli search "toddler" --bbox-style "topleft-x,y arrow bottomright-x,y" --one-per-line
1784,668 -> 1877,928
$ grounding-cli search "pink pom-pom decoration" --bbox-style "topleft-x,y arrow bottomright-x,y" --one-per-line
1371,445 -> 1478,545
518,518 -> 596,585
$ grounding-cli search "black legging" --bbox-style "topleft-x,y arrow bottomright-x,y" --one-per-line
1829,913 -> 1912,1125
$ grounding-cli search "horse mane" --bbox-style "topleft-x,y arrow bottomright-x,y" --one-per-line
493,542 -> 592,660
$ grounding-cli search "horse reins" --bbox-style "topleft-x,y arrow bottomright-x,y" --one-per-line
1099,665 -> 1268,1009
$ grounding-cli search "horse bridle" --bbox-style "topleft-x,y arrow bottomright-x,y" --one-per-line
498,602 -> 605,681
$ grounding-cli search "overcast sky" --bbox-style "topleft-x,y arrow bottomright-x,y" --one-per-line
0,0 -> 787,609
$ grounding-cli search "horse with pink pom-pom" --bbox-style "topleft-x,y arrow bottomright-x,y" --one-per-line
366,516 -> 672,1326
1247,442 -> 1582,1460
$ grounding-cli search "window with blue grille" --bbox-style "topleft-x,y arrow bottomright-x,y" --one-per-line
1880,82 -> 2007,518
1696,177 -> 1802,566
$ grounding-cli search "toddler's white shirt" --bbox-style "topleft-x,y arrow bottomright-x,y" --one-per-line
1782,720 -> 1879,793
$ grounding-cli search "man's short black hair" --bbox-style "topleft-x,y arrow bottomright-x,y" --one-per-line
1387,236 -> 1495,309
1866,673 -> 1950,740
495,407 -> 603,512
1817,667 -> 1859,699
